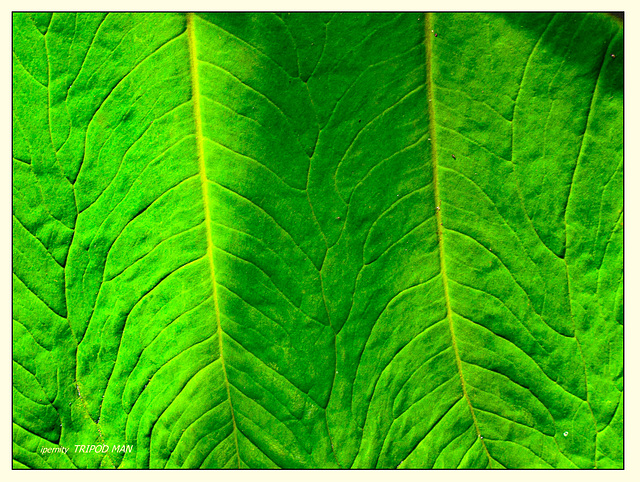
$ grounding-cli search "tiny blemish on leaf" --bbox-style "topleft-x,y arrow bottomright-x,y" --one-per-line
563,431 -> 568,437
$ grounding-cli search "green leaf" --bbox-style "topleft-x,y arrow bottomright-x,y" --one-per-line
12,12 -> 623,469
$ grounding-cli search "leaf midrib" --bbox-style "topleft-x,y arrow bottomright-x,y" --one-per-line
424,12 -> 492,466
186,12 -> 241,468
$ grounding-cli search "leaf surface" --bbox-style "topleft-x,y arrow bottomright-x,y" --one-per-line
12,12 -> 623,469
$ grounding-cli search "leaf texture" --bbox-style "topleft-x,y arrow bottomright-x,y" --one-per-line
12,12 -> 623,469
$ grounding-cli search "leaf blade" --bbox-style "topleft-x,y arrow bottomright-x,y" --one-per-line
12,12 -> 622,469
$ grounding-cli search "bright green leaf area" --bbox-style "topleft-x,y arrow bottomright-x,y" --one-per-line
12,12 -> 623,469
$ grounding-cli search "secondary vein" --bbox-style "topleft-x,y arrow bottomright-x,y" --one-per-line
424,12 -> 492,466
187,12 -> 241,467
